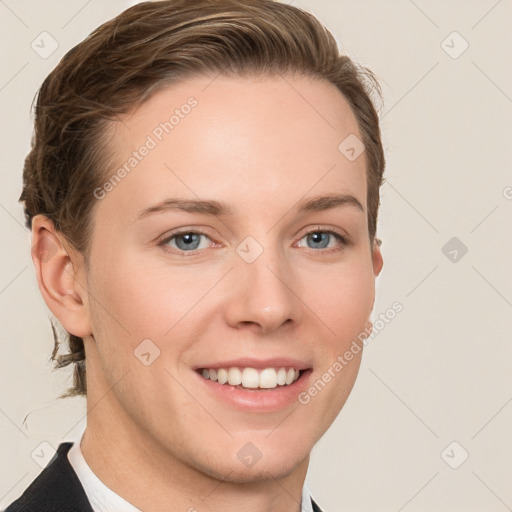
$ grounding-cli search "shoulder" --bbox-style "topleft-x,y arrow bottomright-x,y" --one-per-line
4,442 -> 93,512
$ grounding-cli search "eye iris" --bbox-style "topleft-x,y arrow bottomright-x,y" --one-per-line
308,232 -> 329,249
170,232 -> 335,251
175,233 -> 201,250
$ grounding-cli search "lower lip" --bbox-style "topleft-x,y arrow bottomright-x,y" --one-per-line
194,370 -> 313,413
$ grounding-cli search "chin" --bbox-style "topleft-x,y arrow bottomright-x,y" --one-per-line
173,429 -> 311,484
196,449 -> 309,484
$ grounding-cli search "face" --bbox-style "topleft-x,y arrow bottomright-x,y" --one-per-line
78,74 -> 382,482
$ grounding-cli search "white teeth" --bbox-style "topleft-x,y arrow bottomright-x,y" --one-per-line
241,368 -> 259,388
228,367 -> 242,386
259,368 -> 277,389
200,366 -> 301,389
277,367 -> 287,385
217,368 -> 228,385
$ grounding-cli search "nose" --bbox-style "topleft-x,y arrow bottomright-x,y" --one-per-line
223,244 -> 301,335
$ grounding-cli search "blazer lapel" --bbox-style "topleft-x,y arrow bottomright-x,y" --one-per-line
311,497 -> 324,512
5,442 -> 94,512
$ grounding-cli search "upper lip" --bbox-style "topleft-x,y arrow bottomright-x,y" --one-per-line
194,358 -> 311,370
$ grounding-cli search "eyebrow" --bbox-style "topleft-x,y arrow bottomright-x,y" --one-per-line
136,193 -> 364,220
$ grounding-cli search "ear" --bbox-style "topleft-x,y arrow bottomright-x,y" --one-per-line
372,238 -> 383,277
31,215 -> 92,338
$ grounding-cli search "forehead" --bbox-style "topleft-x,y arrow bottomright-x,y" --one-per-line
98,74 -> 367,222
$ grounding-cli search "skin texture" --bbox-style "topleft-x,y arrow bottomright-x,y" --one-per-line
31,74 -> 383,512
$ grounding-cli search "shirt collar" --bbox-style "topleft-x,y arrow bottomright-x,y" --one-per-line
301,483 -> 315,512
67,429 -> 141,512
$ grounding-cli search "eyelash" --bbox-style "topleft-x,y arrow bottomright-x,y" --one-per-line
158,226 -> 349,256
295,227 -> 349,255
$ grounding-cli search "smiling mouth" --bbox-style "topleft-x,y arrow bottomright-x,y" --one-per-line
197,366 -> 305,390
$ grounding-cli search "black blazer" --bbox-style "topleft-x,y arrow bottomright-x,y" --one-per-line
5,442 -> 324,512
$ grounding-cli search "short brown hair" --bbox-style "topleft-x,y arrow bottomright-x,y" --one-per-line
21,0 -> 385,398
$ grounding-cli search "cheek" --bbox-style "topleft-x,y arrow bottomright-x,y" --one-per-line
297,259 -> 374,421
90,249 -> 375,352
85,259 -> 202,408
91,254 -> 218,341
304,260 -> 375,345
297,270 -> 371,430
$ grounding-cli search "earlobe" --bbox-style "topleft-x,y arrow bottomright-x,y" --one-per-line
372,239 -> 383,276
31,215 -> 91,338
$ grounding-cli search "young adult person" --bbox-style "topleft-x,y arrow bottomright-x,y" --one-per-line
6,1 -> 385,510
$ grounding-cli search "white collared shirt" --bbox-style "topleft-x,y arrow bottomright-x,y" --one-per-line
67,431 -> 315,512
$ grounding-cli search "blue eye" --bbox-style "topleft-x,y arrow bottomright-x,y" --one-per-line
298,230 -> 346,250
159,228 -> 347,256
163,232 -> 211,252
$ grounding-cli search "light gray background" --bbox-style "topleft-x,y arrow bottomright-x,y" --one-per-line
1,1 -> 511,511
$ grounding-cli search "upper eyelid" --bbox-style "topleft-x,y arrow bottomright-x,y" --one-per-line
296,228 -> 349,248
160,226 -> 346,239
159,228 -> 215,245
301,225 -> 348,238
159,230 -> 213,248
